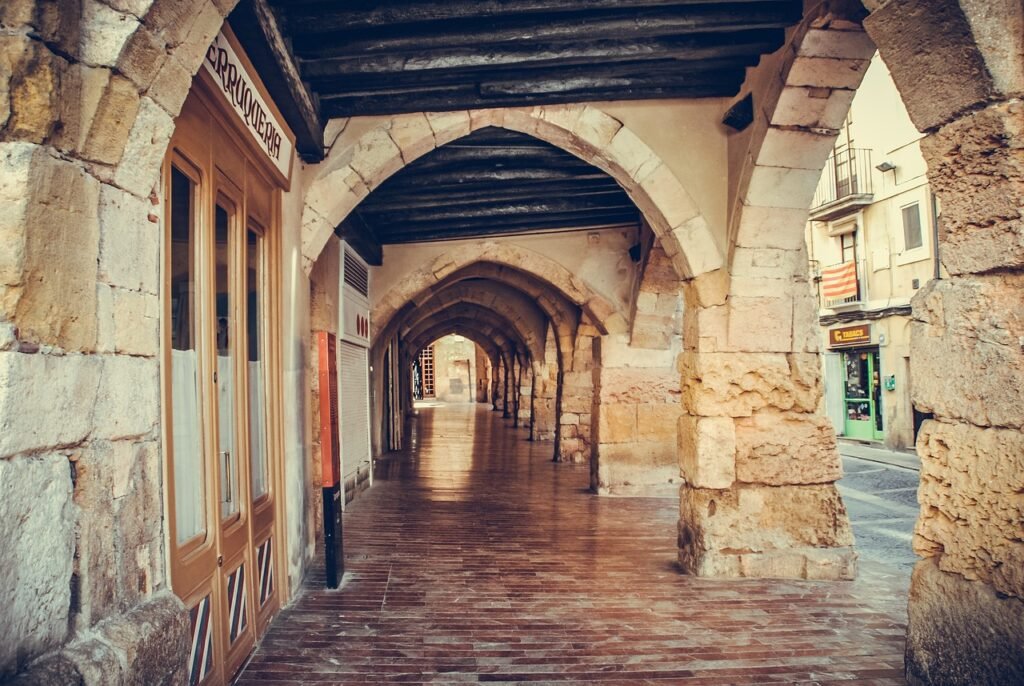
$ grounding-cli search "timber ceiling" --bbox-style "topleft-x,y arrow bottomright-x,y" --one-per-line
266,0 -> 801,117
232,1 -> 803,254
343,127 -> 639,246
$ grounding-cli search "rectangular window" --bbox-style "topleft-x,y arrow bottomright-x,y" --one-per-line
902,203 -> 923,250
170,165 -> 206,545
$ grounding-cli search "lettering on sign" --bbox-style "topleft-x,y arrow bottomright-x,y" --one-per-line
829,324 -> 871,348
202,31 -> 293,178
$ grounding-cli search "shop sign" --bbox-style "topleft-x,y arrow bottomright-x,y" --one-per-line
202,30 -> 293,178
829,324 -> 871,348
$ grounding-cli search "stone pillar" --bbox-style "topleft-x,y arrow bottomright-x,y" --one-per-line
863,2 -> 1024,679
677,265 -> 855,580
590,335 -> 680,495
557,319 -> 597,462
902,104 -> 1024,685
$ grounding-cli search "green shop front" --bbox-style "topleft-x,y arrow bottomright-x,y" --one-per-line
828,324 -> 885,442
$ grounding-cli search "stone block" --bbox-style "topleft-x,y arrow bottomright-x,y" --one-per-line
770,86 -> 856,130
12,149 -> 100,351
678,415 -> 735,489
737,206 -> 815,254
80,1 -> 140,68
796,27 -> 876,60
678,482 -> 853,574
82,74 -> 141,165
98,184 -> 159,294
910,276 -> 1024,428
681,351 -> 821,418
97,593 -> 190,686
864,0 -> 996,131
0,454 -> 74,678
905,559 -> 1024,685
0,352 -> 102,458
743,165 -> 823,210
113,96 -> 173,198
598,367 -> 679,404
110,288 -> 159,356
786,56 -> 870,90
636,403 -> 679,444
914,419 -> 1024,599
94,354 -> 159,440
725,296 -> 793,353
0,143 -> 33,287
425,111 -> 471,146
734,409 -> 842,486
756,127 -> 838,171
389,113 -> 435,163
1,36 -> 60,144
597,403 -> 636,444
920,101 -> 1024,275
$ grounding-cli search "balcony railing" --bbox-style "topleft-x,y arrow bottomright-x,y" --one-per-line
811,148 -> 874,215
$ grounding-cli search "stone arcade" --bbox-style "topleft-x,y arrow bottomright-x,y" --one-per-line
0,1 -> 1021,684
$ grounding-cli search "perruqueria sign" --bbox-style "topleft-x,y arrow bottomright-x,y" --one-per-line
202,28 -> 294,179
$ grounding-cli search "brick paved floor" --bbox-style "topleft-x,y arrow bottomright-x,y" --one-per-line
237,403 -> 908,685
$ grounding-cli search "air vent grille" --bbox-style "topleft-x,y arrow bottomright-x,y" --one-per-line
343,250 -> 368,297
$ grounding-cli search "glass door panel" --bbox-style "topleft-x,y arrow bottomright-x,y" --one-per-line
214,203 -> 239,521
170,166 -> 207,546
246,226 -> 268,501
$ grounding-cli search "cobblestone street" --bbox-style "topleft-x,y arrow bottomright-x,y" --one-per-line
238,405 -> 908,685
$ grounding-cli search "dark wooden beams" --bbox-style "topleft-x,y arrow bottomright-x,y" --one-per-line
269,1 -> 801,117
228,0 -> 324,161
344,128 -> 639,245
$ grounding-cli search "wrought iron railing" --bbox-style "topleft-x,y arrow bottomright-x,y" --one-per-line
812,148 -> 873,210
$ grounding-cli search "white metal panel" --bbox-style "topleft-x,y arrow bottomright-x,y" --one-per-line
338,341 -> 371,485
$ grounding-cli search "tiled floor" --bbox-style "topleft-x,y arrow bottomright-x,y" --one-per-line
237,403 -> 908,685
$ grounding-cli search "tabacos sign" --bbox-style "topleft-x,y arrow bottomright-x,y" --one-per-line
829,324 -> 871,348
202,29 -> 294,179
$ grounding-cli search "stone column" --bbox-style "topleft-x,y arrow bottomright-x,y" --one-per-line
677,263 -> 855,580
863,2 -> 1024,680
591,334 -> 680,495
557,319 -> 598,462
903,103 -> 1024,685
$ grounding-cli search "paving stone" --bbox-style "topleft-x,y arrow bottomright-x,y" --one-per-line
237,404 -> 908,685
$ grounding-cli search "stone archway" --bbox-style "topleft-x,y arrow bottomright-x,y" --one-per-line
300,105 -> 725,285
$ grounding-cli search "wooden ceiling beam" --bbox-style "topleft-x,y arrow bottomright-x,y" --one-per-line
378,210 -> 640,240
276,0 -> 786,32
298,31 -> 780,76
360,184 -> 627,212
286,3 -> 797,49
321,83 -> 732,117
363,197 -> 637,225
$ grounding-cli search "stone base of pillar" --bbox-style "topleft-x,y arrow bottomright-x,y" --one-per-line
677,483 -> 856,580
11,594 -> 189,686
905,558 -> 1024,685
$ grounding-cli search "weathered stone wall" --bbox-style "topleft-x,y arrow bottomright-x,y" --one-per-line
0,0 -> 238,679
864,1 -> 1024,681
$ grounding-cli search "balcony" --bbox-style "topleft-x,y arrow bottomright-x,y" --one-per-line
810,148 -> 874,221
818,259 -> 863,310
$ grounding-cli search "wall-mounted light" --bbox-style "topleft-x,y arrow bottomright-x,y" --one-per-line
875,161 -> 896,172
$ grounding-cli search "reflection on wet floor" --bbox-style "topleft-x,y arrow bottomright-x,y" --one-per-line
238,403 -> 908,685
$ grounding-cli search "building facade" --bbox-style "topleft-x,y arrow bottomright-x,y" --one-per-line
806,54 -> 941,450
0,2 -> 1021,685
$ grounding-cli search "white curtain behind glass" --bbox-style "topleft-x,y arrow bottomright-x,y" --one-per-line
218,354 -> 237,517
172,349 -> 205,543
248,361 -> 268,498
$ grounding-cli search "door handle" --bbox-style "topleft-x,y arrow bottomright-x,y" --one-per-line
221,450 -> 232,503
